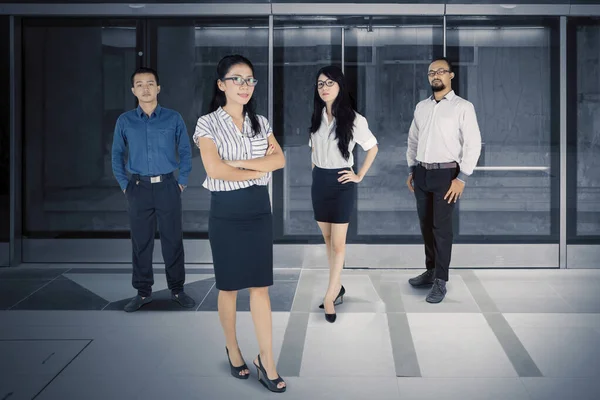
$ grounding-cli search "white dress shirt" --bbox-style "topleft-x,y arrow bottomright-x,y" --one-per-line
193,107 -> 272,192
309,108 -> 378,169
406,90 -> 482,182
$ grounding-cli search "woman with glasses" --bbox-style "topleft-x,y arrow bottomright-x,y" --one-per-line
193,55 -> 286,393
309,65 -> 379,323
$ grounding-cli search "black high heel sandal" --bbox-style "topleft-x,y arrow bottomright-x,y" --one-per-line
253,354 -> 286,393
226,347 -> 249,379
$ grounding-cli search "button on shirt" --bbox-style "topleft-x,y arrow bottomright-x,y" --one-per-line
406,90 -> 482,182
309,108 -> 378,169
111,105 -> 192,191
193,107 -> 272,192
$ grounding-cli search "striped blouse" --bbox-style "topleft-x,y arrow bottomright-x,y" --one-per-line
193,107 -> 272,192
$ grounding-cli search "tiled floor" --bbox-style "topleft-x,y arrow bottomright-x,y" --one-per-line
1,265 -> 600,399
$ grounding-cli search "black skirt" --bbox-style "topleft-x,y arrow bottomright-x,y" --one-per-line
311,166 -> 356,224
208,185 -> 273,291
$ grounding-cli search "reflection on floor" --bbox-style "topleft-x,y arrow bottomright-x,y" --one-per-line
1,265 -> 600,399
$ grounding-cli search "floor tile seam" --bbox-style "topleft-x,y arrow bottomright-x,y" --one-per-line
544,281 -> 577,313
7,275 -> 64,310
195,282 -> 216,311
32,338 -> 94,399
456,269 -> 487,313
457,270 -> 544,378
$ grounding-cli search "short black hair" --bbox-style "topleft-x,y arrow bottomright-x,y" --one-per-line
430,57 -> 453,72
131,67 -> 160,87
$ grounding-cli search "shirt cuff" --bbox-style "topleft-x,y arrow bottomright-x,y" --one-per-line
360,137 -> 378,151
178,176 -> 189,186
408,165 -> 415,175
457,171 -> 469,183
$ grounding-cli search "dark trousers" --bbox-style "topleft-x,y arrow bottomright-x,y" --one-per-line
125,173 -> 185,297
413,164 -> 458,282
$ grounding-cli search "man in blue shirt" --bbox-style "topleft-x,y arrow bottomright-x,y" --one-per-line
112,67 -> 195,312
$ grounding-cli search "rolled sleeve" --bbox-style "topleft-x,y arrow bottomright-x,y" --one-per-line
353,114 -> 378,151
193,116 -> 214,146
259,115 -> 273,137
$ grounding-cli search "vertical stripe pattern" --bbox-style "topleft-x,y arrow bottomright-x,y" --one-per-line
193,107 -> 272,192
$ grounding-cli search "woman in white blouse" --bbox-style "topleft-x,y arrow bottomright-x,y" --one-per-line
309,65 -> 379,323
193,55 -> 286,393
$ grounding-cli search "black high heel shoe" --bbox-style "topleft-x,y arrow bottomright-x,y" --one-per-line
253,354 -> 286,393
226,347 -> 249,379
319,285 -> 345,323
318,285 -> 346,309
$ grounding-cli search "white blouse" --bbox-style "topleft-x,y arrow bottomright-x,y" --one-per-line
309,108 -> 378,169
193,107 -> 272,192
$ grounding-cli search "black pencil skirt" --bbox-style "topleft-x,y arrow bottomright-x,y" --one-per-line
208,185 -> 273,291
311,166 -> 356,224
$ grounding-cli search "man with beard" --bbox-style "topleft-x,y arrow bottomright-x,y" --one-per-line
405,57 -> 482,303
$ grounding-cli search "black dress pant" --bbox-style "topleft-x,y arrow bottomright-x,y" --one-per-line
413,164 -> 458,282
125,173 -> 185,297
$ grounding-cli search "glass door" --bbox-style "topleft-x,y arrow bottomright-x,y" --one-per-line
344,17 -> 444,241
148,17 -> 270,236
272,16 -> 445,243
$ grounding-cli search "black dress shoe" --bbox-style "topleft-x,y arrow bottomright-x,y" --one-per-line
426,279 -> 447,303
124,295 -> 152,312
172,291 -> 196,308
408,269 -> 435,287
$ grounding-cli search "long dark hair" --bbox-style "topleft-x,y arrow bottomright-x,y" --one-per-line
309,65 -> 356,160
210,55 -> 260,136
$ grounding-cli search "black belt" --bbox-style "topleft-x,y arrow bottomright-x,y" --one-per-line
132,172 -> 173,183
418,161 -> 458,170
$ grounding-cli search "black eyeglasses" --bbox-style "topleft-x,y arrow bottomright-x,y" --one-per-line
222,76 -> 258,87
316,79 -> 336,89
427,69 -> 450,77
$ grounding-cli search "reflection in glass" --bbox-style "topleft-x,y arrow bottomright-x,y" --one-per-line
1,16 -> 9,244
447,18 -> 559,236
22,19 -> 269,235
273,18 -> 342,236
23,21 -> 137,234
155,19 -> 269,232
574,21 -> 600,236
344,19 -> 444,235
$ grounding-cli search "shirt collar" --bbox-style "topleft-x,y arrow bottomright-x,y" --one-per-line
321,107 -> 335,124
137,104 -> 162,118
430,90 -> 456,102
217,106 -> 250,125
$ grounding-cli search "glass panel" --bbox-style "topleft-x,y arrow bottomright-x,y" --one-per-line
23,20 -> 138,235
1,16 -> 9,244
344,17 -> 444,235
154,18 -> 269,233
273,17 -> 342,236
573,19 -> 600,237
446,17 -> 559,237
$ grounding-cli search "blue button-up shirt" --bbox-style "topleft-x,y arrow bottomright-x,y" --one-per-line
111,105 -> 192,191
